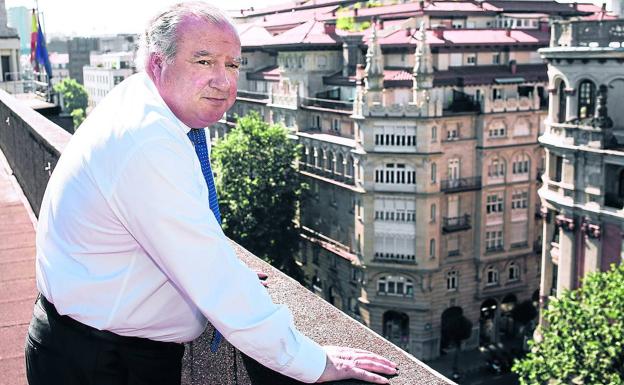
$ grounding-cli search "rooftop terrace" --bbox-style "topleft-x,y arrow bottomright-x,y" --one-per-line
0,88 -> 453,384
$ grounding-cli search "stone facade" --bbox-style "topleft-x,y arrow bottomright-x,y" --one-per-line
538,19 -> 624,318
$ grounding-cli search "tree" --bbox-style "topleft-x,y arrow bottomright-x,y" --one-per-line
212,112 -> 304,281
70,108 -> 85,128
53,78 -> 88,113
513,264 -> 624,385
441,307 -> 473,379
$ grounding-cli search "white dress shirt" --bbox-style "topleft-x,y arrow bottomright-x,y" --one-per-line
35,72 -> 326,383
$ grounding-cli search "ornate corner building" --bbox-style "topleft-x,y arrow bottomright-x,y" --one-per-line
537,19 -> 624,318
214,1 -> 613,360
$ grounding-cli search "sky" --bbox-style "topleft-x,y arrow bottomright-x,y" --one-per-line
5,0 -> 288,37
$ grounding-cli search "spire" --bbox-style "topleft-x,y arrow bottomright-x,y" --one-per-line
412,21 -> 433,108
413,21 -> 433,89
364,22 -> 383,91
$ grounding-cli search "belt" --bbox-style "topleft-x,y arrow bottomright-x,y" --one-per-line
38,294 -> 183,351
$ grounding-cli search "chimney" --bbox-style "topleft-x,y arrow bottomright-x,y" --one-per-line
324,21 -> 336,35
505,28 -> 511,37
332,9 -> 336,17
379,20 -> 384,30
406,27 -> 412,37
509,59 -> 517,75
539,20 -> 549,33
432,24 -> 445,40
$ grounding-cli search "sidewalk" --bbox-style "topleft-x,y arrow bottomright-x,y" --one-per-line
425,348 -> 488,380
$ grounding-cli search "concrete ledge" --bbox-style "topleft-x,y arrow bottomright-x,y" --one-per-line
0,90 -> 71,215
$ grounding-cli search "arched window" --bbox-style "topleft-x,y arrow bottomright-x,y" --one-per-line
429,239 -> 436,258
488,157 -> 506,179
430,204 -> 436,222
512,153 -> 530,176
486,266 -> 499,285
431,163 -> 437,183
446,270 -> 458,291
327,151 -> 335,172
431,126 -> 437,141
578,80 -> 596,119
508,262 -> 520,281
346,156 -> 354,177
557,80 -> 567,123
313,148 -> 320,168
319,150 -> 326,170
336,153 -> 344,175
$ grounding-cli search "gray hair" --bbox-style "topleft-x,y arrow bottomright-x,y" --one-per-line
135,1 -> 237,71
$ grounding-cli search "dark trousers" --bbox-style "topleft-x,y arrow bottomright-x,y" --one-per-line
25,295 -> 185,385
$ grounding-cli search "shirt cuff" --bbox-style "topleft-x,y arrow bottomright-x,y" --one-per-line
284,334 -> 327,383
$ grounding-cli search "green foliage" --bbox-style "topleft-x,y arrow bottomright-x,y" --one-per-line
336,16 -> 371,32
212,112 -> 304,281
53,78 -> 88,113
513,264 -> 624,385
70,108 -> 85,129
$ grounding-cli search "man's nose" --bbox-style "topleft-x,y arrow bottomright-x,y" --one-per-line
209,66 -> 230,92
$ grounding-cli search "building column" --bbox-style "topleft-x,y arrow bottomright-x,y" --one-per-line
556,214 -> 576,294
538,210 -> 554,325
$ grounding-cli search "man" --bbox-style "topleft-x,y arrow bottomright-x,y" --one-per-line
25,2 -> 397,384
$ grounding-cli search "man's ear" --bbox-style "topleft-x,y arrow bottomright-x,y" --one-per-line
148,53 -> 164,83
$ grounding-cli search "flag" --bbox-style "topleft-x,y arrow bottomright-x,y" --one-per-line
30,10 -> 52,80
30,10 -> 37,66
35,21 -> 52,79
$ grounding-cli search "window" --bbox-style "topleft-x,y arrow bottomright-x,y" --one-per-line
486,231 -> 503,251
511,190 -> 528,209
316,55 -> 327,69
493,88 -> 503,100
488,158 -> 506,179
374,125 -> 417,147
351,267 -> 360,282
377,276 -> 414,296
466,54 -> 476,65
430,204 -> 436,222
578,80 -> 596,119
431,126 -> 437,141
486,265 -> 499,285
375,164 -> 416,185
508,262 -> 520,281
492,53 -> 500,64
557,81 -> 567,123
446,270 -> 458,291
512,154 -> 530,175
486,193 -> 504,214
446,126 -> 459,140
488,122 -> 506,138
332,119 -> 340,132
375,198 -> 416,223
431,163 -> 437,183
429,239 -> 436,259
552,155 -> 563,182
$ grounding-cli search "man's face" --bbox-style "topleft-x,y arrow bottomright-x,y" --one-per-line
152,18 -> 241,128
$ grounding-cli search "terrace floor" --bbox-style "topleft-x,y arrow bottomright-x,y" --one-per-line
0,149 -> 36,385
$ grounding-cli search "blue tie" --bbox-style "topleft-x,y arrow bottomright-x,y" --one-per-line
187,129 -> 222,225
187,128 -> 223,352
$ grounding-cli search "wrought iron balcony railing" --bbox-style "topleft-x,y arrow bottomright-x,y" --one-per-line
442,214 -> 471,233
300,96 -> 353,113
440,176 -> 482,193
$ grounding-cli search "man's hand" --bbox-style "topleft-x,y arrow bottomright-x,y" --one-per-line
316,346 -> 398,384
256,271 -> 269,287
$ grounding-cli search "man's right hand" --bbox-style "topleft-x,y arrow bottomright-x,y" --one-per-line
316,345 -> 398,384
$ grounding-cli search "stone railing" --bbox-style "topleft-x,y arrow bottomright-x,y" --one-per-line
482,96 -> 538,114
551,20 -> 624,48
0,89 -> 453,385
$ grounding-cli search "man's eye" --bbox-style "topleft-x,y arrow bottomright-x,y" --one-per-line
197,60 -> 213,66
228,63 -> 240,70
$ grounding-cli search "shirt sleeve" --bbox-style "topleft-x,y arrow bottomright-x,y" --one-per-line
108,137 -> 326,383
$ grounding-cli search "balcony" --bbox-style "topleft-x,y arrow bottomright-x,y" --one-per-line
440,176 -> 482,193
300,96 -> 353,114
236,89 -> 270,103
550,20 -> 624,48
442,214 -> 471,233
0,89 -> 451,385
